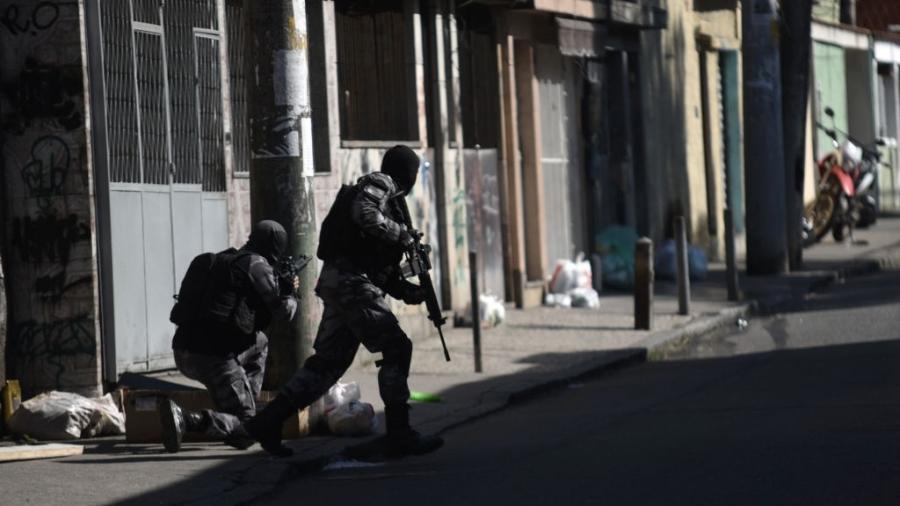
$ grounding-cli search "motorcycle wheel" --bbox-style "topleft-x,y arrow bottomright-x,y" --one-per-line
856,200 -> 877,229
803,191 -> 835,244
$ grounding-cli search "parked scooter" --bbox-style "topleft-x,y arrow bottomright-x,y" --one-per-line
802,107 -> 883,246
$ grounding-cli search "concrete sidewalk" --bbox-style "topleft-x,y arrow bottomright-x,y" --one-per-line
2,218 -> 899,506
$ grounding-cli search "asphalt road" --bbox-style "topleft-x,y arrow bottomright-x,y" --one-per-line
266,269 -> 900,506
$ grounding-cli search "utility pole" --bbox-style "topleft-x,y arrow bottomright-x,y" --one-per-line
742,0 -> 789,275
245,0 -> 318,387
781,0 -> 814,270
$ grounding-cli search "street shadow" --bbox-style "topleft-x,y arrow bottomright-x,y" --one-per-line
106,347 -> 646,504
110,336 -> 900,504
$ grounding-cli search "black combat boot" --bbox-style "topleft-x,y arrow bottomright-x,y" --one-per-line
159,398 -> 207,453
384,404 -> 443,458
240,395 -> 295,457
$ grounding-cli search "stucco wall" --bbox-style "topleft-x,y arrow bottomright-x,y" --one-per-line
640,0 -> 742,259
0,0 -> 102,396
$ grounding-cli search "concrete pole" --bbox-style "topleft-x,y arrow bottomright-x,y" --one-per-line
469,251 -> 483,373
245,0 -> 318,388
781,0 -> 814,270
674,217 -> 690,316
0,256 -> 5,386
742,0 -> 789,275
724,208 -> 740,301
634,238 -> 653,330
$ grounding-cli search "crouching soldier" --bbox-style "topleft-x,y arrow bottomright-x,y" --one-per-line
159,220 -> 299,453
233,145 -> 443,458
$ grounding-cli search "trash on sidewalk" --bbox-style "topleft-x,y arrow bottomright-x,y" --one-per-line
122,389 -> 309,442
654,240 -> 709,281
480,294 -> 506,327
736,317 -> 749,330
596,226 -> 639,290
409,390 -> 443,403
323,381 -> 376,436
546,254 -> 600,308
0,443 -> 84,463
459,293 -> 506,328
326,401 -> 376,437
7,391 -> 125,440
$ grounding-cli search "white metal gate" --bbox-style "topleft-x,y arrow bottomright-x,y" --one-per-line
97,0 -> 228,373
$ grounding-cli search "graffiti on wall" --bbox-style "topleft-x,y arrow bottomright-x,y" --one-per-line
1,0 -> 96,392
9,315 -> 96,387
1,2 -> 61,36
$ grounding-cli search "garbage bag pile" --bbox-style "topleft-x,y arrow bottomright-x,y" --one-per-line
545,254 -> 600,308
322,381 -> 377,437
7,391 -> 125,440
595,226 -> 638,290
654,239 -> 709,281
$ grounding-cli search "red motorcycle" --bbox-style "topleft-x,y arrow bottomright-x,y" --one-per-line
802,108 -> 882,245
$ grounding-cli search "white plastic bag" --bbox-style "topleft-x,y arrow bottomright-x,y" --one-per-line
323,381 -> 361,415
570,287 -> 600,309
548,254 -> 592,294
544,293 -> 572,308
7,391 -> 125,440
326,400 -> 376,436
479,294 -> 506,327
548,260 -> 578,294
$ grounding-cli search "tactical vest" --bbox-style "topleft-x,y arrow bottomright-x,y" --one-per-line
317,184 -> 403,273
202,248 -> 258,336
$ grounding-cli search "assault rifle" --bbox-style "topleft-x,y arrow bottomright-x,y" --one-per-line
275,255 -> 313,296
396,199 -> 451,362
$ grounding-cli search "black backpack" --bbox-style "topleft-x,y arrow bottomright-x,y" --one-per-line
170,252 -> 218,326
170,249 -> 253,328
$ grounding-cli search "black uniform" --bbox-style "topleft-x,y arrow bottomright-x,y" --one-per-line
280,170 -> 420,412
166,221 -> 297,444
241,145 -> 442,458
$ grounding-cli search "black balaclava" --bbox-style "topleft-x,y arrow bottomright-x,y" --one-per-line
380,145 -> 420,195
245,220 -> 288,263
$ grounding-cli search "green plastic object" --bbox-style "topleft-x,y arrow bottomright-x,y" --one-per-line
409,391 -> 443,403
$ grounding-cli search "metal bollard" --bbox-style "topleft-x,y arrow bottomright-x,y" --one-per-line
674,216 -> 691,316
469,251 -> 483,373
634,238 -> 654,330
724,208 -> 740,301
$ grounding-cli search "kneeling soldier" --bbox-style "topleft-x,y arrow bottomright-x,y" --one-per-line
160,220 -> 299,452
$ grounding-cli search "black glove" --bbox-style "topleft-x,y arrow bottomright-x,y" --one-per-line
277,273 -> 295,296
402,284 -> 427,305
398,227 -> 416,251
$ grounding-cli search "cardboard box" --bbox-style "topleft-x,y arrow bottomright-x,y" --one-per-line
123,389 -> 310,443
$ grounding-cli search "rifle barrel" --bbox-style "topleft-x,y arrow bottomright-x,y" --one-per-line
437,326 -> 450,362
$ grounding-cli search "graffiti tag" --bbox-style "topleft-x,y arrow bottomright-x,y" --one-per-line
1,2 -> 59,36
10,314 -> 96,388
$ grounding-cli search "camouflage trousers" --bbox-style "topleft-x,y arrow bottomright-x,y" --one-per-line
174,332 -> 268,438
281,264 -> 412,411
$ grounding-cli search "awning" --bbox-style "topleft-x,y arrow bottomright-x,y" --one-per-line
556,17 -> 607,58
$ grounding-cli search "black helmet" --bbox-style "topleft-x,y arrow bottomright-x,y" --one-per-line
245,220 -> 287,263
381,145 -> 420,195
